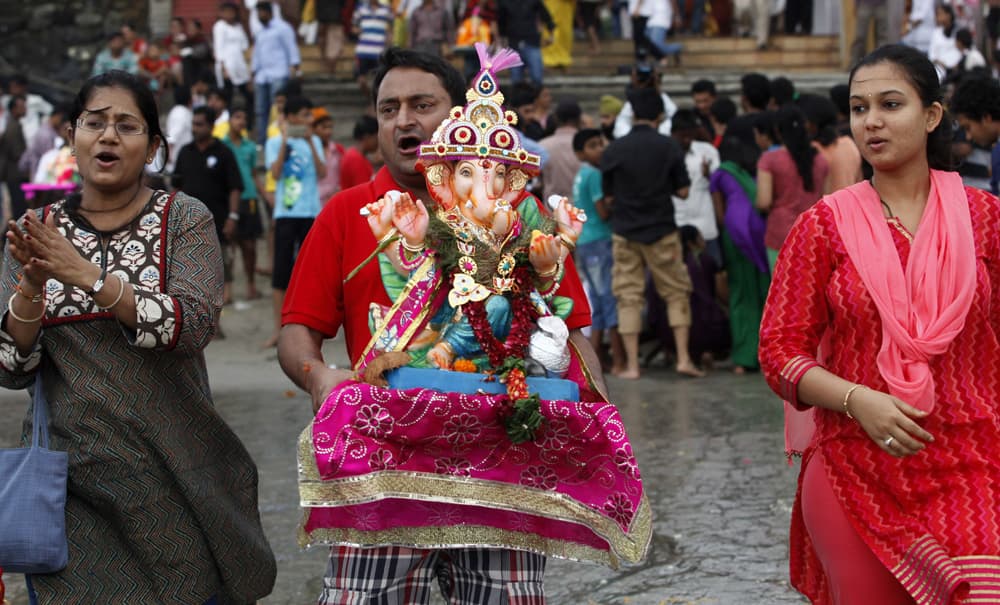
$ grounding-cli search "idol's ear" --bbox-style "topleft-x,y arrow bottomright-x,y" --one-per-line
500,167 -> 532,205
419,160 -> 456,210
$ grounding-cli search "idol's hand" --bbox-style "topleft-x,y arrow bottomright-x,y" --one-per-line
362,194 -> 397,240
529,231 -> 561,276
392,192 -> 429,247
551,195 -> 586,240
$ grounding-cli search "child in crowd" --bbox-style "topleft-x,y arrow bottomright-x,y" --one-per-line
223,106 -> 266,300
312,107 -> 344,205
264,95 -> 326,347
571,128 -> 625,374
340,115 -> 378,189
138,42 -> 171,92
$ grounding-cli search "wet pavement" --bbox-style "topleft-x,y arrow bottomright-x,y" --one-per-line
0,294 -> 806,604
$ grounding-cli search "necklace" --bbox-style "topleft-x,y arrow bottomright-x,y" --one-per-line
79,182 -> 144,214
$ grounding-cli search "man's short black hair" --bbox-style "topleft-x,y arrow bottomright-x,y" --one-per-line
951,75 -> 1000,121
9,74 -> 28,87
371,47 -> 466,108
829,83 -> 850,116
629,88 -> 664,121
572,128 -> 602,152
353,115 -> 379,140
173,85 -> 192,107
671,108 -> 701,133
108,32 -> 125,42
193,105 -> 217,124
276,80 -> 303,98
207,87 -> 226,101
7,94 -> 25,112
554,99 -> 582,126
956,27 -> 973,48
284,95 -> 313,116
741,73 -> 771,111
256,1 -> 272,13
709,96 -> 737,125
508,82 -> 540,109
691,79 -> 716,96
771,76 -> 796,107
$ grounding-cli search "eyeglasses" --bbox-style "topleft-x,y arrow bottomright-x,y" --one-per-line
76,115 -> 148,136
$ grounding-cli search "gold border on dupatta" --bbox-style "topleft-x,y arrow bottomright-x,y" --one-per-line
356,256 -> 441,370
297,425 -> 653,568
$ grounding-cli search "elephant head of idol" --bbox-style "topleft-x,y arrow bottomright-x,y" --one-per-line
415,43 -> 540,240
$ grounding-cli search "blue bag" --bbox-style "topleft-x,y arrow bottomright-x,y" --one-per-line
0,375 -> 69,573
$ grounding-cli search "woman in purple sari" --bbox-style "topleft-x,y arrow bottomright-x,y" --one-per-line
710,138 -> 770,372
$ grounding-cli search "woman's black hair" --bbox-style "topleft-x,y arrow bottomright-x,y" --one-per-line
752,111 -> 778,144
938,4 -> 955,38
797,93 -> 839,147
679,225 -> 702,253
718,137 -> 755,173
69,70 -> 168,173
849,44 -> 953,170
776,104 -> 818,191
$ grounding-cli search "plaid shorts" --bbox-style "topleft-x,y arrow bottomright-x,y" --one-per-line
317,545 -> 546,604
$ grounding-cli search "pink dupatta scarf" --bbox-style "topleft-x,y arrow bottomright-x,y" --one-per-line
786,169 -> 976,455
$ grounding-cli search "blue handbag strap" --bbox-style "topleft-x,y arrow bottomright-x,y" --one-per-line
31,374 -> 49,450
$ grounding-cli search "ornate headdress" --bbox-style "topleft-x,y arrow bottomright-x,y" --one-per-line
419,44 -> 541,173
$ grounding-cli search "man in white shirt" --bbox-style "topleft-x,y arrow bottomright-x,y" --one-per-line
213,2 -> 253,111
613,63 -> 678,138
670,109 -> 722,263
0,74 -> 53,143
165,86 -> 194,174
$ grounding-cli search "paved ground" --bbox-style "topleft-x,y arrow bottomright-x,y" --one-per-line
0,290 -> 807,604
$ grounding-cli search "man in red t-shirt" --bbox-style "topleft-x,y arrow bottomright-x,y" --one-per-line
337,115 -> 378,189
278,47 -> 604,603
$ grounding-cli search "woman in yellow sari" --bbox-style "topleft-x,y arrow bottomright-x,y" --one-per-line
542,0 -> 575,69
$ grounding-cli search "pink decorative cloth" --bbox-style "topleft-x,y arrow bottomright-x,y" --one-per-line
298,373 -> 652,568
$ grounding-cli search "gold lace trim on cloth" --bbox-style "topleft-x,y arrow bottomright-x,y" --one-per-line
892,534 -> 1000,604
297,425 -> 653,569
356,255 -> 441,370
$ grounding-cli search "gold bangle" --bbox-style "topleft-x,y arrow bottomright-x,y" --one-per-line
842,383 -> 865,419
15,284 -> 44,304
96,275 -> 126,310
558,233 -> 577,252
537,261 -> 561,278
401,239 -> 425,254
7,292 -> 45,323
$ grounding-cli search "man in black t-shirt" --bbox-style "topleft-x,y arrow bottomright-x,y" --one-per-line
601,87 -> 703,379
173,105 -> 243,305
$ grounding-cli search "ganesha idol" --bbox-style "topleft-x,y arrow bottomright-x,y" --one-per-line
298,44 -> 652,569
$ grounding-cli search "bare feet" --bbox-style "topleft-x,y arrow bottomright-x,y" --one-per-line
256,267 -> 272,277
613,367 -> 641,380
260,333 -> 279,349
733,365 -> 747,375
676,363 -> 705,378
246,287 -> 261,301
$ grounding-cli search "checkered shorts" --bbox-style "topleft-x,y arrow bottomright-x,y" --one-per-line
317,545 -> 547,604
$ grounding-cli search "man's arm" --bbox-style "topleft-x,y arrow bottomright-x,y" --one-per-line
278,324 -> 355,412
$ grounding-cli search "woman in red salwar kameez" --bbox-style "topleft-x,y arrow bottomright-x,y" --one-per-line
760,44 -> 1000,605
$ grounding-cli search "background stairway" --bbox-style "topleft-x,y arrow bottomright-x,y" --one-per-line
301,35 -> 848,138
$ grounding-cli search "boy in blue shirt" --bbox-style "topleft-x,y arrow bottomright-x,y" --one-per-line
572,128 -> 624,374
264,95 -> 326,347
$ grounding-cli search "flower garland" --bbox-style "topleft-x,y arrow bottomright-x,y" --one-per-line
462,265 -> 544,443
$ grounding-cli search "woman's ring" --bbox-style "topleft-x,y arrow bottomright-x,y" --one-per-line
884,436 -> 895,447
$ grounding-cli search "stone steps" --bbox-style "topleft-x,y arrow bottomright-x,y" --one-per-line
304,69 -> 849,140
299,35 -> 843,78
